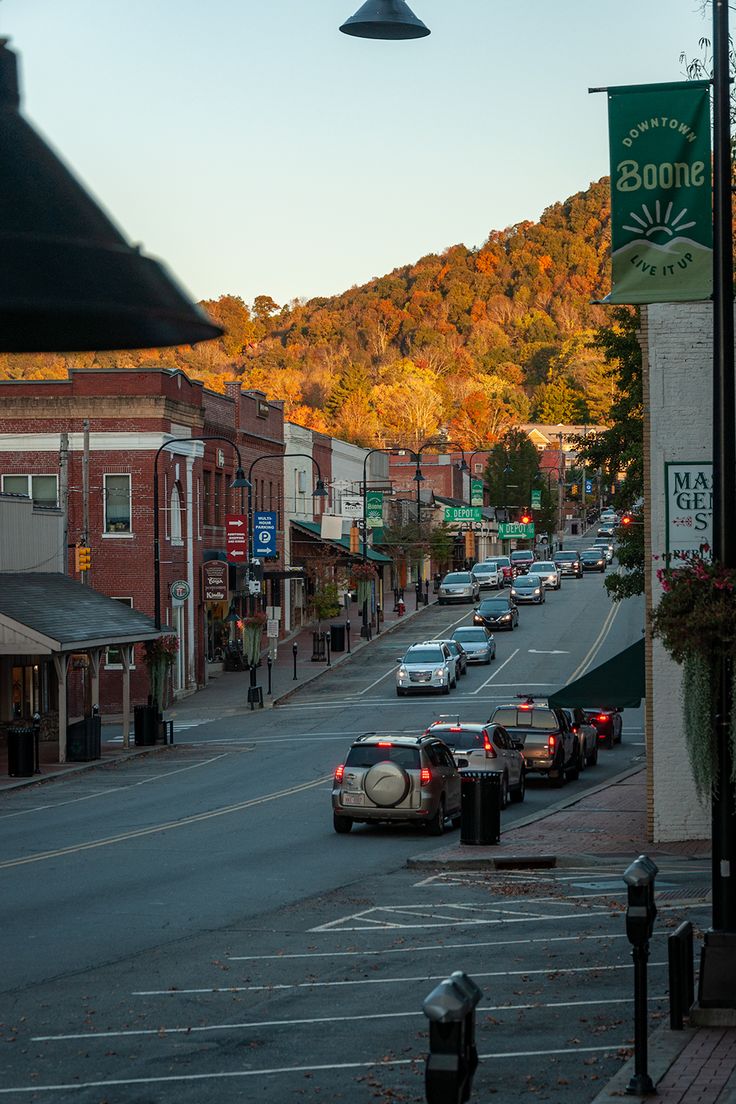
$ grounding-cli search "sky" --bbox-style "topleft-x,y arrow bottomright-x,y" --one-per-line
3,0 -> 712,308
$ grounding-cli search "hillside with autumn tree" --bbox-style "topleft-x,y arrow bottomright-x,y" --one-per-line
0,177 -> 614,448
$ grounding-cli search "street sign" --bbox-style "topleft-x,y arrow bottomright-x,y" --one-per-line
585,480 -> 593,494
170,579 -> 190,604
341,496 -> 363,519
499,521 -> 535,539
253,511 -> 277,558
531,489 -> 542,508
267,619 -> 279,638
470,479 -> 484,507
226,514 -> 248,563
444,506 -> 482,523
366,490 -> 383,528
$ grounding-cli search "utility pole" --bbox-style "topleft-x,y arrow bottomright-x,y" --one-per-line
82,419 -> 90,584
59,432 -> 69,574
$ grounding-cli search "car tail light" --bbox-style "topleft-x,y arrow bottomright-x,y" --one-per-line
519,703 -> 531,710
597,714 -> 608,722
483,732 -> 497,757
548,734 -> 557,753
450,726 -> 463,732
420,767 -> 431,785
377,741 -> 393,747
334,764 -> 345,783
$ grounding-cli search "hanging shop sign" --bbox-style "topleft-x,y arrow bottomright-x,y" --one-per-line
203,560 -> 228,602
366,490 -> 384,528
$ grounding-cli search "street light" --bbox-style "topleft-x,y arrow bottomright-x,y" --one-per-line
340,0 -> 430,40
360,447 -> 396,638
153,436 -> 250,631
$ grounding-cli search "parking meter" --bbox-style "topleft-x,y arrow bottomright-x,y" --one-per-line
423,970 -> 481,1104
623,854 -> 658,1096
292,641 -> 298,681
624,854 -> 658,946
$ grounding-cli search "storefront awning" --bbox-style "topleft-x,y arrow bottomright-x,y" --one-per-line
547,638 -> 645,710
292,521 -> 392,564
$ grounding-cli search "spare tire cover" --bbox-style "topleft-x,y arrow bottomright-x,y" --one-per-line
364,761 -> 411,807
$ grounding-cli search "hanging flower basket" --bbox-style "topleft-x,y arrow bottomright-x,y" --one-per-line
143,633 -> 179,710
242,612 -> 267,666
650,550 -> 736,800
243,613 -> 267,631
351,562 -> 376,583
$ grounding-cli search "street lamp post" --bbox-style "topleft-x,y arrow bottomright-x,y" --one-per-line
153,436 -> 250,631
360,447 -> 395,638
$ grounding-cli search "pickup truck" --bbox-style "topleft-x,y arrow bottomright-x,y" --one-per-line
487,698 -> 581,786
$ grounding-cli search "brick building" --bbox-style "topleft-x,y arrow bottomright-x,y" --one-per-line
0,368 -> 284,711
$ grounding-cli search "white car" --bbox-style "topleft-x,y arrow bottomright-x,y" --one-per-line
396,642 -> 454,696
529,560 -> 562,590
471,562 -> 502,590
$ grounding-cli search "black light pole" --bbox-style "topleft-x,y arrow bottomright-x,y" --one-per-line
700,0 -> 736,1007
360,447 -> 395,638
153,436 -> 250,630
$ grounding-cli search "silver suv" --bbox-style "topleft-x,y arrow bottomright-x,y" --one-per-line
396,642 -> 454,696
332,733 -> 462,834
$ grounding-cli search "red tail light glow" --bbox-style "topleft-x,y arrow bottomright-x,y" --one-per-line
377,741 -> 393,747
450,726 -> 463,732
420,767 -> 431,785
335,764 -> 345,783
597,714 -> 608,722
483,732 -> 497,757
548,734 -> 557,753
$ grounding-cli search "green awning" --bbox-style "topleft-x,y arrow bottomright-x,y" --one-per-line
291,520 -> 392,564
547,638 -> 645,710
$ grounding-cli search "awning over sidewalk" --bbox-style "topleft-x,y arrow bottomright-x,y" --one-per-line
547,638 -> 645,710
292,521 -> 392,563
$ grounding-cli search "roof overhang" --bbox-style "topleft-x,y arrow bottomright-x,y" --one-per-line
547,639 -> 645,710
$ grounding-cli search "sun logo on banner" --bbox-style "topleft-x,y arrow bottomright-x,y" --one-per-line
622,201 -> 696,243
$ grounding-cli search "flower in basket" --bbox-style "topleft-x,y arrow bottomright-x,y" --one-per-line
650,549 -> 736,800
242,611 -> 267,666
351,562 -> 376,583
243,612 -> 268,630
143,633 -> 179,710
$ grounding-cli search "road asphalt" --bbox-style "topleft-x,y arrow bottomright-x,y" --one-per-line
1,589 -> 733,1101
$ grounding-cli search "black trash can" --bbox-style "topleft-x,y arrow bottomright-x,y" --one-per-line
7,725 -> 35,777
67,715 -> 102,762
460,770 -> 503,845
311,631 -> 326,662
134,704 -> 158,746
330,624 -> 346,653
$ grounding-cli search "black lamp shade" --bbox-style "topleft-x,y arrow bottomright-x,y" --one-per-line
340,0 -> 430,40
0,41 -> 223,353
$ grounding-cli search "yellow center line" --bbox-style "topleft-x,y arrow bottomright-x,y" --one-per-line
0,775 -> 331,870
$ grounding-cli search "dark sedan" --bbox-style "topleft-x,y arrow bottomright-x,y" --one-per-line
473,595 -> 519,631
580,549 -> 607,573
583,708 -> 623,748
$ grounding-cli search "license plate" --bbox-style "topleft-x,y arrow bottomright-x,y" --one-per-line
341,793 -> 365,807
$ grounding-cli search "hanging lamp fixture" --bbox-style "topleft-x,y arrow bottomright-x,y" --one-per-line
340,0 -> 430,40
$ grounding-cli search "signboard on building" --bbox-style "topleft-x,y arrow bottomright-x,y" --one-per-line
253,511 -> 277,558
170,579 -> 190,606
470,479 -> 484,507
444,506 -> 482,523
366,490 -> 383,528
225,514 -> 248,563
202,559 -> 228,601
499,521 -> 535,539
531,489 -> 542,509
341,495 -> 363,519
665,461 -> 712,561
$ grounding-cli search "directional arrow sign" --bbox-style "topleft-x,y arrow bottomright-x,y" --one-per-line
226,514 -> 248,563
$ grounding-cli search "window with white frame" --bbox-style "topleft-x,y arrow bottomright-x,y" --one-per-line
104,474 -> 131,533
105,598 -> 135,667
170,482 -> 183,544
2,474 -> 58,506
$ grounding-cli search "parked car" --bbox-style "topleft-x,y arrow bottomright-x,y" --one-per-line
553,550 -> 583,578
530,560 -> 562,590
583,707 -> 623,748
473,595 -> 519,631
450,625 -> 496,664
396,642 -> 454,696
424,720 -> 526,806
487,698 -> 581,786
510,549 -> 535,576
438,571 -> 480,605
561,707 -> 598,767
510,572 -> 545,604
471,561 -> 502,590
580,548 -> 607,573
332,733 -> 461,834
484,555 -> 514,585
423,638 -> 468,680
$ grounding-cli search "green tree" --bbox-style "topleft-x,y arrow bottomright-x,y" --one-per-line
484,428 -> 541,510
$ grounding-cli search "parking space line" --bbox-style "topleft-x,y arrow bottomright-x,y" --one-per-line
0,1043 -> 633,1092
133,960 -> 664,996
471,649 -> 519,693
32,994 -> 665,1042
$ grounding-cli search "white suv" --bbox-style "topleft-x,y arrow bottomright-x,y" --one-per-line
471,562 -> 502,590
396,642 -> 454,696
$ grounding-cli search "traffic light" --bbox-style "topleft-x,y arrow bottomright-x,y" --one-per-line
464,529 -> 474,558
75,545 -> 91,572
519,511 -> 532,525
621,514 -> 633,527
570,483 -> 579,497
349,525 -> 359,553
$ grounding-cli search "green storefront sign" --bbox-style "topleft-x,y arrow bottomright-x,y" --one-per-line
470,479 -> 484,507
366,490 -> 383,528
607,80 -> 712,304
499,521 -> 535,540
444,506 -> 482,523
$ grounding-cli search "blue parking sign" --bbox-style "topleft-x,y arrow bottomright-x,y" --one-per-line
253,511 -> 277,557
585,480 -> 593,494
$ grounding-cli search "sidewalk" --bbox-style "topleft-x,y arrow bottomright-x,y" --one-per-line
0,592 -> 436,791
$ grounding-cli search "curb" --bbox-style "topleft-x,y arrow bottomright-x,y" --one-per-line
589,1022 -> 698,1103
271,600 -> 437,707
406,764 -> 646,869
0,743 -> 174,793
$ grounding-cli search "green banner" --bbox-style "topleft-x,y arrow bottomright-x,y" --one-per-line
444,506 -> 481,523
607,81 -> 711,304
499,522 -> 535,539
366,490 -> 383,528
470,479 -> 484,507
531,489 -> 541,509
